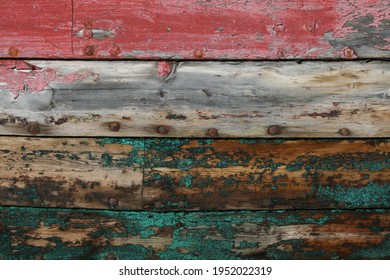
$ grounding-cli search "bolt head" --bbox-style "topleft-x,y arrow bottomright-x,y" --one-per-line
339,128 -> 350,136
267,125 -> 281,135
109,122 -> 120,132
157,126 -> 169,134
207,128 -> 219,137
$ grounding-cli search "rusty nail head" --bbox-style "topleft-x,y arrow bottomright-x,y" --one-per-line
154,201 -> 163,209
82,29 -> 93,39
109,197 -> 118,209
207,128 -> 219,137
267,125 -> 281,135
177,201 -> 186,208
8,47 -> 20,57
109,122 -> 120,132
157,126 -> 169,134
84,45 -> 95,56
261,198 -> 273,208
27,123 -> 41,135
339,128 -> 350,136
193,49 -> 204,58
105,253 -> 117,260
110,45 -> 121,57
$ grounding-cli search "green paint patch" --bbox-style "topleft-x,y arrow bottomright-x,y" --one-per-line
68,154 -> 80,160
316,182 -> 390,208
101,153 -> 113,167
0,150 -> 10,153
180,174 -> 193,188
79,141 -> 89,146
0,207 -> 388,260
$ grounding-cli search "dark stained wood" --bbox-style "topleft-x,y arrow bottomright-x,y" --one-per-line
1,60 -> 390,138
0,206 -> 388,259
1,138 -> 389,211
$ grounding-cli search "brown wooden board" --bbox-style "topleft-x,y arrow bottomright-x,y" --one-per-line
0,138 -> 389,211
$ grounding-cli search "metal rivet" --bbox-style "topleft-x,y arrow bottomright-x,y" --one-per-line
261,198 -> 273,208
267,125 -> 281,135
27,123 -> 41,135
157,126 -> 169,134
154,201 -> 163,209
84,45 -> 95,56
109,197 -> 118,209
193,49 -> 204,58
339,128 -> 350,136
109,122 -> 120,132
207,128 -> 219,137
105,253 -> 117,260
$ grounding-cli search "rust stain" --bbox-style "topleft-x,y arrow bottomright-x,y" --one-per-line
109,45 -> 121,57
84,45 -> 96,56
308,110 -> 341,119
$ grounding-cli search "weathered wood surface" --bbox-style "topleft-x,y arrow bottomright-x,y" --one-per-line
1,60 -> 390,138
1,137 -> 389,211
0,206 -> 388,260
1,0 -> 389,59
0,0 -> 73,59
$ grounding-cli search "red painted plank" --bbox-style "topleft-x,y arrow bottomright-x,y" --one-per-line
0,0 -> 389,59
67,0 -> 390,59
0,0 -> 73,58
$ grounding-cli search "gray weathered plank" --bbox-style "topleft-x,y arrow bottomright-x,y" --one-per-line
1,60 -> 390,137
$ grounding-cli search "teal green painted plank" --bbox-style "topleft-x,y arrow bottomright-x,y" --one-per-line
0,206 -> 389,260
1,138 -> 390,210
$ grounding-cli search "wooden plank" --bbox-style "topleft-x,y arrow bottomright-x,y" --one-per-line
1,60 -> 390,138
1,137 -> 389,211
0,0 -> 73,58
0,138 -> 143,209
72,0 -> 390,59
0,206 -> 388,259
142,139 -> 390,211
1,0 -> 388,59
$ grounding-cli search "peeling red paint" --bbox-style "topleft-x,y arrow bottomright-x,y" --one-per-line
0,0 -> 389,59
0,61 -> 101,97
157,61 -> 171,77
0,61 -> 57,97
60,69 -> 100,83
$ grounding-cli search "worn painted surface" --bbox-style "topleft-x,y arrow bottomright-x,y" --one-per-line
0,206 -> 389,260
0,0 -> 73,58
1,60 -> 390,137
1,0 -> 389,59
0,137 -> 389,211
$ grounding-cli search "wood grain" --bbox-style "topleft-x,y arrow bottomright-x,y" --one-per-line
0,0 -> 73,58
1,1 -> 389,59
1,137 -> 389,211
1,60 -> 390,138
0,206 -> 388,259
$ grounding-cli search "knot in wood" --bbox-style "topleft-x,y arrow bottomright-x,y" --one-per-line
267,125 -> 281,136
109,122 -> 120,132
27,123 -> 41,135
207,128 -> 219,137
